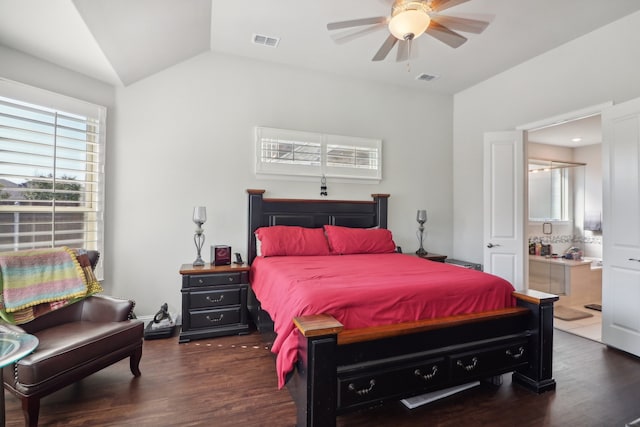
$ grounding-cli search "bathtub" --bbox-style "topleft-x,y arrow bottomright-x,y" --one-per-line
582,257 -> 603,269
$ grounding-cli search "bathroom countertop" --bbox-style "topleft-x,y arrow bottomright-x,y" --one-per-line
529,255 -> 593,267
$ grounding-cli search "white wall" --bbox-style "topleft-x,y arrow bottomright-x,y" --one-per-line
453,10 -> 640,265
111,52 -> 454,316
527,143 -> 573,162
0,45 -> 114,108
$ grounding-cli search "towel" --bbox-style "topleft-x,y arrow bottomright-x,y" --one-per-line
0,247 -> 88,313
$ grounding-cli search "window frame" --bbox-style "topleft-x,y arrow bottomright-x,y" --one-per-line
255,126 -> 382,182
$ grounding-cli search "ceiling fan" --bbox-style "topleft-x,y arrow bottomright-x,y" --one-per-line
326,0 -> 491,62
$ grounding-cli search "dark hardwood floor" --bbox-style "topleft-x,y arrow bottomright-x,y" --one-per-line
4,329 -> 640,427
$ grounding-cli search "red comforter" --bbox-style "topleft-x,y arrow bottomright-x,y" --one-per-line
250,253 -> 515,388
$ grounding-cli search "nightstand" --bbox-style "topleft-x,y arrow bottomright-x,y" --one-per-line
179,263 -> 250,343
412,252 -> 447,263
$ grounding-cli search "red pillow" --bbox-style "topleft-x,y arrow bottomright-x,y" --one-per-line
255,226 -> 331,256
324,225 -> 396,255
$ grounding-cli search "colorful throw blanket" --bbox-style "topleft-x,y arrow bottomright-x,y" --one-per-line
0,247 -> 102,324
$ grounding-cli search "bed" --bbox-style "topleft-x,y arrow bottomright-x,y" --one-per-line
246,189 -> 557,427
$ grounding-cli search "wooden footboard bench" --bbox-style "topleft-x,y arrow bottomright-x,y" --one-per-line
289,289 -> 557,427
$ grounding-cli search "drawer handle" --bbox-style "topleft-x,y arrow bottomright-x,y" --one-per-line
228,277 -> 234,282
348,379 -> 376,396
506,346 -> 525,360
198,278 -> 204,284
205,314 -> 224,323
456,357 -> 478,372
206,295 -> 224,303
414,365 -> 438,381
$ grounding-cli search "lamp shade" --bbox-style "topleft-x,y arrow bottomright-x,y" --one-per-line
388,9 -> 431,40
193,206 -> 207,224
416,209 -> 427,224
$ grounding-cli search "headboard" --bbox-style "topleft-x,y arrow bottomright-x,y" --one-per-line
246,189 -> 390,264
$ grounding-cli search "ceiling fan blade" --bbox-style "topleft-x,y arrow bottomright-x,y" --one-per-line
425,20 -> 467,48
327,16 -> 387,31
430,0 -> 472,13
372,34 -> 398,61
396,40 -> 409,62
330,24 -> 387,45
431,15 -> 490,34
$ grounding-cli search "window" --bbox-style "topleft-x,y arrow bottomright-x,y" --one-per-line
0,78 -> 106,277
255,126 -> 381,181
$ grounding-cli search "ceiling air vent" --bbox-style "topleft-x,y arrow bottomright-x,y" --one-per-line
415,73 -> 439,82
252,34 -> 280,48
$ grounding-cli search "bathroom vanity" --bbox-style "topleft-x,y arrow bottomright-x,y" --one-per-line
529,255 -> 601,307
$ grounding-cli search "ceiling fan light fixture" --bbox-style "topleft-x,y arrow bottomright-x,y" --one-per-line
388,1 -> 431,41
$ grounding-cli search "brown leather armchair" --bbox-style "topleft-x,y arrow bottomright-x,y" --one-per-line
1,251 -> 144,427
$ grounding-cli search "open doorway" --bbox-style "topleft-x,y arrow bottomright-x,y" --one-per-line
525,114 -> 603,342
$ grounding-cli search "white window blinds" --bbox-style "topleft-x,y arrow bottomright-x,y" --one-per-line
325,134 -> 380,180
0,79 -> 106,275
255,126 -> 381,181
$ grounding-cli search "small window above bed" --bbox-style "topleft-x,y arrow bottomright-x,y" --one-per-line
255,126 -> 382,182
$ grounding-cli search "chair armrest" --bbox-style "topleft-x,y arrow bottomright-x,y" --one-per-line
17,302 -> 85,334
81,295 -> 136,322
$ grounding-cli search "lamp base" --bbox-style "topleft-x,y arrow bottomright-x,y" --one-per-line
416,248 -> 428,256
193,231 -> 206,267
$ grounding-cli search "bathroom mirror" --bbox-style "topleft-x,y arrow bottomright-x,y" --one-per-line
528,159 -> 585,222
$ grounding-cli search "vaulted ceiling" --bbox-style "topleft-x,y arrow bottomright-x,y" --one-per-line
1,0 -> 639,94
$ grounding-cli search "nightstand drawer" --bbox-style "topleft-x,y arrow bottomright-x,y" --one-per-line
188,272 -> 245,287
189,288 -> 241,309
188,307 -> 242,329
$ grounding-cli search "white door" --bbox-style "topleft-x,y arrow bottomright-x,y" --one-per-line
483,131 -> 525,290
602,98 -> 640,356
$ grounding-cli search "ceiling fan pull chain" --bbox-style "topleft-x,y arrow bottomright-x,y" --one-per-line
407,39 -> 412,73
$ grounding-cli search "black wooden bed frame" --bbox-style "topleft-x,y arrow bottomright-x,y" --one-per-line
246,189 -> 557,427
